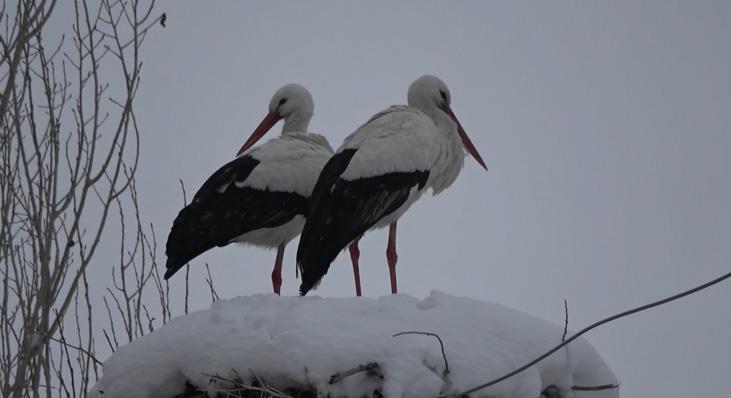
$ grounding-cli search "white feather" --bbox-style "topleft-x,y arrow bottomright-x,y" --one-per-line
337,105 -> 465,196
231,216 -> 305,248
243,133 -> 333,197
339,107 -> 440,181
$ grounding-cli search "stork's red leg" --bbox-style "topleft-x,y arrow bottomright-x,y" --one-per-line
272,243 -> 285,295
349,239 -> 362,297
386,222 -> 398,294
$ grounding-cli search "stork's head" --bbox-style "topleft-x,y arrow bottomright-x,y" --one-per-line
408,75 -> 487,171
268,84 -> 314,123
408,75 -> 451,111
237,84 -> 314,156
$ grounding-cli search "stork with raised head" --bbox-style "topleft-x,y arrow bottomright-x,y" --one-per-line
296,75 -> 487,296
165,84 -> 333,294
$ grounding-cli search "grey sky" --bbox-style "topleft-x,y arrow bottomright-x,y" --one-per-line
76,1 -> 731,396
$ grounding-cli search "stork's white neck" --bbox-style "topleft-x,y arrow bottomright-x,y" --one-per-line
407,98 -> 466,195
281,111 -> 313,134
404,75 -> 467,193
428,110 -> 466,194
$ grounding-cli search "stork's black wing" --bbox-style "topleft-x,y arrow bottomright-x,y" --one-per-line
165,155 -> 307,279
296,149 -> 429,295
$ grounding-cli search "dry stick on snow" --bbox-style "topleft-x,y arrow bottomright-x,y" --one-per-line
393,331 -> 453,395
445,269 -> 731,398
248,369 -> 295,398
204,371 -> 295,398
572,383 -> 620,391
328,362 -> 384,385
393,331 -> 450,376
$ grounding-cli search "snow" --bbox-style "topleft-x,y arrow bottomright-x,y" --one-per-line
89,291 -> 618,398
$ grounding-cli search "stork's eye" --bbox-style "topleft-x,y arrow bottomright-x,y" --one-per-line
439,90 -> 448,102
278,98 -> 287,106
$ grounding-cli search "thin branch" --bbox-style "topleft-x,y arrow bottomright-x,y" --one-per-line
178,178 -> 187,205
34,330 -> 101,366
204,371 -> 296,398
204,263 -> 219,303
446,269 -> 731,397
561,299 -> 568,343
179,178 -> 189,314
328,362 -> 383,385
572,383 -> 619,391
393,331 -> 449,376
183,263 -> 190,314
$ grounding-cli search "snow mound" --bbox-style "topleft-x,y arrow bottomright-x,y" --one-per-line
90,291 -> 618,398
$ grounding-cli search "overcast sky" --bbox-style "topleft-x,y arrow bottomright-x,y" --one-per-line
71,1 -> 731,396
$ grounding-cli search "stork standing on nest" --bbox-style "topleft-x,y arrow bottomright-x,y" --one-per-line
165,84 -> 333,294
296,75 -> 487,296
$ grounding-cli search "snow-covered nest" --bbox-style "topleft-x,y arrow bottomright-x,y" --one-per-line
90,291 -> 618,398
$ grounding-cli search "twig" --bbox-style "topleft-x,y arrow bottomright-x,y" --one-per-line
178,178 -> 188,206
561,299 -> 568,343
572,383 -> 619,391
184,264 -> 189,314
248,369 -> 291,398
204,263 -> 219,303
393,331 -> 449,375
328,362 -> 383,385
445,269 -> 731,398
204,371 -> 295,398
394,330 -> 453,395
179,178 -> 190,314
36,331 -> 102,366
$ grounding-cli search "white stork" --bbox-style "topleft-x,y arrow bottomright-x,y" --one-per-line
296,75 -> 486,296
165,84 -> 333,294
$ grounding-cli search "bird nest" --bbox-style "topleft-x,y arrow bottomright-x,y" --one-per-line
173,378 -> 319,398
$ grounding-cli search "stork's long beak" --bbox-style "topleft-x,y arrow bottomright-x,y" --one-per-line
236,112 -> 282,156
444,107 -> 488,171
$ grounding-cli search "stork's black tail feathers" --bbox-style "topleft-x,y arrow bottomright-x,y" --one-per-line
297,150 -> 358,295
297,149 -> 429,295
165,154 -> 311,281
164,266 -> 181,280
165,186 -> 308,280
165,156 -> 261,280
164,204 -> 218,279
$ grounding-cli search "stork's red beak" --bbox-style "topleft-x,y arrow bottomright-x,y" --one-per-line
236,112 -> 282,156
445,107 -> 487,171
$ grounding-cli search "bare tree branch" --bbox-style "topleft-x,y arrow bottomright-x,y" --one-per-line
33,330 -> 101,366
1,1 -> 162,396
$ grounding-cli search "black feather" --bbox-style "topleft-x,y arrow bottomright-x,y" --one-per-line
296,149 -> 429,295
165,155 -> 307,279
